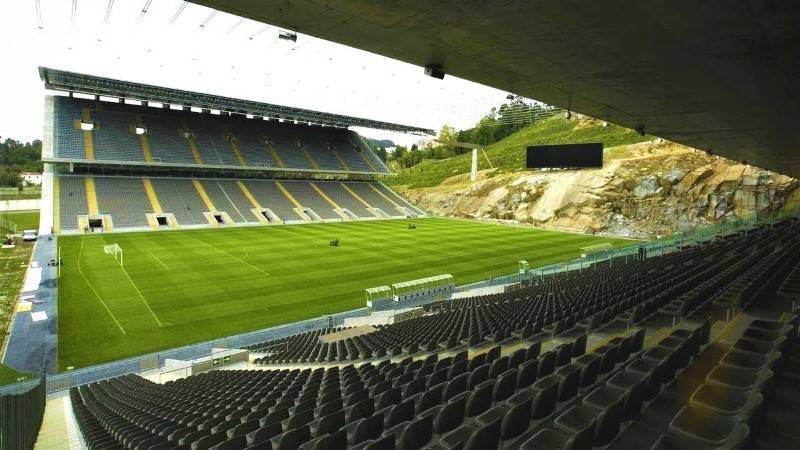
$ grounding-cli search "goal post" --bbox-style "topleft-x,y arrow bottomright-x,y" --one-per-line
104,243 -> 123,267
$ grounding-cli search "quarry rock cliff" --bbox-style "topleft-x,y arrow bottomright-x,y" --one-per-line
395,139 -> 800,239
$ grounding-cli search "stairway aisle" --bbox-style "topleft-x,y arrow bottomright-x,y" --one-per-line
34,394 -> 85,450
610,314 -> 750,449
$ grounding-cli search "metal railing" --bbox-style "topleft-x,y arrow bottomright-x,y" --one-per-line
456,209 -> 800,292
41,307 -> 369,394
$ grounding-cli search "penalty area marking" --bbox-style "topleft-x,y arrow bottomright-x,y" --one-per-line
146,249 -> 170,270
78,238 -> 127,334
189,235 -> 271,277
100,237 -> 166,328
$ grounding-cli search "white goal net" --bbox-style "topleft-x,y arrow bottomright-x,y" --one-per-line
104,243 -> 123,267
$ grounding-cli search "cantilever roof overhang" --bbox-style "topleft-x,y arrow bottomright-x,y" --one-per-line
39,67 -> 433,134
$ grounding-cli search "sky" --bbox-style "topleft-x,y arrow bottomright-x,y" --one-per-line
0,0 -> 518,147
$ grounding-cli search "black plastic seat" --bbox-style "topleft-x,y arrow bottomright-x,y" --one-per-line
398,415 -> 433,450
554,364 -> 580,402
606,370 -> 647,421
466,380 -> 494,417
538,351 -> 556,377
492,369 -> 517,402
531,375 -> 559,420
556,343 -> 573,367
689,384 -> 763,417
705,365 -> 773,392
433,394 -> 466,434
463,417 -> 501,450
467,364 -> 489,390
574,353 -> 601,388
719,349 -> 779,372
554,405 -> 596,450
668,406 -> 750,447
517,359 -> 538,388
520,428 -> 578,450
582,386 -> 625,445
349,414 -> 383,445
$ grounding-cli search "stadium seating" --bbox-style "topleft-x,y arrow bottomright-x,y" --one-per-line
56,174 -> 419,232
250,222 -> 797,365
52,96 -> 390,174
65,218 -> 800,449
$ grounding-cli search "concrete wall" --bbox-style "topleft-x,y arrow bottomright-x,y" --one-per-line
0,199 -> 40,212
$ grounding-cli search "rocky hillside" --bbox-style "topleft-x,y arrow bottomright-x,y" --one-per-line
392,117 -> 799,239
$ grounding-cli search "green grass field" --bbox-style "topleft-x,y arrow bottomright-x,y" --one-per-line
0,210 -> 40,233
57,218 -> 637,369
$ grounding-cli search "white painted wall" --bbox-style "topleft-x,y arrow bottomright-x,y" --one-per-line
0,199 -> 40,211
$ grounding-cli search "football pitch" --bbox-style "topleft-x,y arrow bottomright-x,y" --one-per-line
57,218 -> 637,369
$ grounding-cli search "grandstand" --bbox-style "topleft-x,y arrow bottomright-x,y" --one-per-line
39,69 -> 425,234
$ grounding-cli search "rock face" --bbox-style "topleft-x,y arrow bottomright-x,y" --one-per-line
396,140 -> 800,239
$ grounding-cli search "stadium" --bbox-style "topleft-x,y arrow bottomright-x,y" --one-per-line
0,2 -> 799,450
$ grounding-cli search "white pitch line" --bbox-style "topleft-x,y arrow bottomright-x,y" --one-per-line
190,235 -> 271,277
120,265 -> 165,327
100,237 -> 165,327
77,238 -> 127,334
146,249 -> 170,270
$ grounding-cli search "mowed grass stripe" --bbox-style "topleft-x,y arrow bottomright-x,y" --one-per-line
57,218 -> 637,369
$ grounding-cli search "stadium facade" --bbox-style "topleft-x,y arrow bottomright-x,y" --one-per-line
38,67 -> 427,236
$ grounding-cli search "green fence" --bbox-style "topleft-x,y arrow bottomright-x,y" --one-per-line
0,375 -> 46,450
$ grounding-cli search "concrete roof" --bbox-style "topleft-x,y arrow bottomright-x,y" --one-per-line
39,67 -> 433,134
190,1 -> 800,177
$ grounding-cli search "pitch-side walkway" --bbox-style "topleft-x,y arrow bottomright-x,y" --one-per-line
2,234 -> 59,374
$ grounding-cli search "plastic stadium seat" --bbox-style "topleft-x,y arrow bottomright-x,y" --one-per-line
554,405 -> 596,450
554,364 -> 580,402
433,394 -> 466,434
417,383 -> 444,413
575,353 -> 602,388
467,364 -> 489,390
626,358 -> 666,400
668,406 -> 750,447
582,386 -> 626,445
398,415 -> 433,450
606,370 -> 647,421
526,341 -> 542,361
509,348 -> 527,369
689,384 -> 763,417
466,380 -> 494,417
492,369 -> 517,402
538,351 -> 556,377
556,343 -> 573,367
349,414 -> 383,445
516,359 -> 539,388
463,417 -> 501,450
521,428 -> 579,450
489,356 -> 510,379
531,376 -> 559,419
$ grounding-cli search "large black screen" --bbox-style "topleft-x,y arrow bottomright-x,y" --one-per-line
526,143 -> 604,169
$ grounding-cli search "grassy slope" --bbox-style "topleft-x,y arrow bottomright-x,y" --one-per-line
386,116 -> 651,188
58,218 -> 635,369
0,363 -> 31,386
